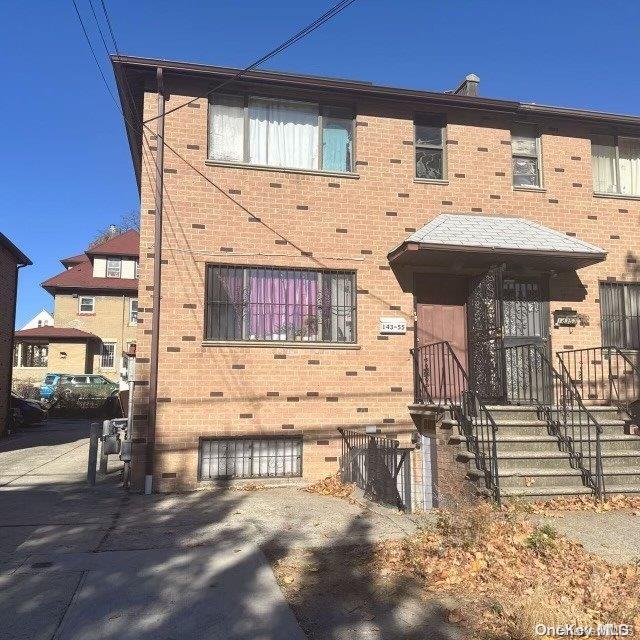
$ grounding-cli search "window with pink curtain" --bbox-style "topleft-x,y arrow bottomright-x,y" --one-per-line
205,265 -> 355,343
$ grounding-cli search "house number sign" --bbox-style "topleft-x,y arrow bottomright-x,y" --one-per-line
379,317 -> 407,335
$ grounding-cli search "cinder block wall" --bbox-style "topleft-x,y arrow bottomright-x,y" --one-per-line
130,81 -> 640,492
0,246 -> 18,436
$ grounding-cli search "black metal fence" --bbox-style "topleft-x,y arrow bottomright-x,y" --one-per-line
338,428 -> 410,510
500,344 -> 606,499
410,341 -> 501,504
556,346 -> 640,416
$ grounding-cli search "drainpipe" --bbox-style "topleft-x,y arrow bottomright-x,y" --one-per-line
6,264 -> 25,434
145,66 -> 165,494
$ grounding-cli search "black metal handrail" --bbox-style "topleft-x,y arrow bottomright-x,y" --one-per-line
411,341 -> 501,503
556,346 -> 640,416
500,344 -> 606,500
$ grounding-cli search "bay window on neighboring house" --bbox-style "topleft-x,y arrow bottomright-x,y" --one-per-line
511,124 -> 542,187
204,265 -> 356,343
600,282 -> 640,349
592,135 -> 640,196
208,95 -> 354,173
16,343 -> 48,368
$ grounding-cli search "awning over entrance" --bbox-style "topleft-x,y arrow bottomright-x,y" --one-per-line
388,214 -> 607,271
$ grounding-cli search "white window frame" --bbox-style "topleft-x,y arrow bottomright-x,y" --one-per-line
134,260 -> 139,278
207,94 -> 355,174
591,134 -> 640,197
106,257 -> 122,278
79,296 -> 95,314
100,342 -> 116,369
129,298 -> 138,325
511,124 -> 542,188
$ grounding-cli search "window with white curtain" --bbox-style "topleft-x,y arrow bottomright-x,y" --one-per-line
592,135 -> 640,196
208,95 -> 353,173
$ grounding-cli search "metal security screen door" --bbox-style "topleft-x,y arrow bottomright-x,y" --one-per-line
502,277 -> 550,403
467,264 -> 505,401
468,267 -> 549,403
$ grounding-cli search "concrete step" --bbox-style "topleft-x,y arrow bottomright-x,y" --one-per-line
501,485 -> 594,501
602,485 -> 640,496
497,451 -> 576,472
498,468 -> 586,490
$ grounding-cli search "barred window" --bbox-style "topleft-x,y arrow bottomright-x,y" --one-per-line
20,343 -> 48,368
199,437 -> 302,480
600,282 -> 640,349
100,342 -> 116,368
205,265 -> 356,343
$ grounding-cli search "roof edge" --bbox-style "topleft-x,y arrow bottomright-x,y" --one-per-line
0,232 -> 31,266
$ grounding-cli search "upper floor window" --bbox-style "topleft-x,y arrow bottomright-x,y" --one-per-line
414,119 -> 446,180
79,296 -> 95,314
592,135 -> 640,196
511,125 -> 541,187
106,257 -> 122,278
208,95 -> 353,173
204,264 -> 356,343
134,260 -> 139,278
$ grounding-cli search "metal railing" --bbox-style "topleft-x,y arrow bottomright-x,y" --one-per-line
556,347 -> 640,416
500,344 -> 606,500
411,341 -> 501,503
338,428 -> 409,510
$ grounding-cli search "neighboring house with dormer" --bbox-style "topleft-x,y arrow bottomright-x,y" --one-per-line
20,309 -> 54,330
12,230 -> 139,386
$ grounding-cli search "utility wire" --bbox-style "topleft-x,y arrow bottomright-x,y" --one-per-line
142,0 -> 358,124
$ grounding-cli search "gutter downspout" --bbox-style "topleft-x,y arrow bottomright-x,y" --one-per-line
145,66 -> 165,494
6,264 -> 25,435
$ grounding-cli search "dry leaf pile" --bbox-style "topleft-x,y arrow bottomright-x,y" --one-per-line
305,473 -> 355,500
504,494 -> 640,516
373,504 -> 640,638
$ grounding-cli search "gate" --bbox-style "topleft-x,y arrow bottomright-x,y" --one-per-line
338,428 -> 411,511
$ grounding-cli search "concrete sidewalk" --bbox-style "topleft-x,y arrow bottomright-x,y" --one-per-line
0,419 -> 305,640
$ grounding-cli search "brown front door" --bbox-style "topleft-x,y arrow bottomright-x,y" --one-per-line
415,274 -> 468,369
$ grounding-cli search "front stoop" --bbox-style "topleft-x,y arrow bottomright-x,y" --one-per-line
412,403 -> 640,502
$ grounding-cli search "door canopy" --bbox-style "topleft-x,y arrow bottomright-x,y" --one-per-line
388,213 -> 606,272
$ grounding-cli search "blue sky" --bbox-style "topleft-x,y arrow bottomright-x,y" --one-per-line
2,0 -> 639,327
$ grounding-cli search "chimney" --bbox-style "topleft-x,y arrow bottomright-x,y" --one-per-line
108,224 -> 119,237
453,73 -> 480,97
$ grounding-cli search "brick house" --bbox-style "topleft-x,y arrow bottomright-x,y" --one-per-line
113,57 -> 640,499
0,232 -> 31,436
13,230 -> 139,387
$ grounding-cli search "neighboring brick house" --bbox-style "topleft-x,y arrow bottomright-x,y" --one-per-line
113,56 -> 640,496
13,230 -> 139,387
0,232 -> 31,436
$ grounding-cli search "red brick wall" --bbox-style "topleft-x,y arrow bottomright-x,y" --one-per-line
0,247 -> 18,436
130,81 -> 640,491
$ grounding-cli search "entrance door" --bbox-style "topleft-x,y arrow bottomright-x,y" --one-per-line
502,277 -> 550,403
415,275 -> 468,402
415,275 -> 468,365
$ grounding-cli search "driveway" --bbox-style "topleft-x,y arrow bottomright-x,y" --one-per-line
0,418 -> 418,640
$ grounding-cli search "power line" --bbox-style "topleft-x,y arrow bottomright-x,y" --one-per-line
142,0 -> 358,124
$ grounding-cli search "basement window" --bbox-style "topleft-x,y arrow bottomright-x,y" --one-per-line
199,437 -> 303,480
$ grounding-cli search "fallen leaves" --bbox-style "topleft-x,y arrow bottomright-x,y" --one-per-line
372,504 -> 640,638
305,473 -> 355,500
504,493 -> 640,516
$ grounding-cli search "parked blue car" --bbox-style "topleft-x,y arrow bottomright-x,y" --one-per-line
40,373 -> 118,400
